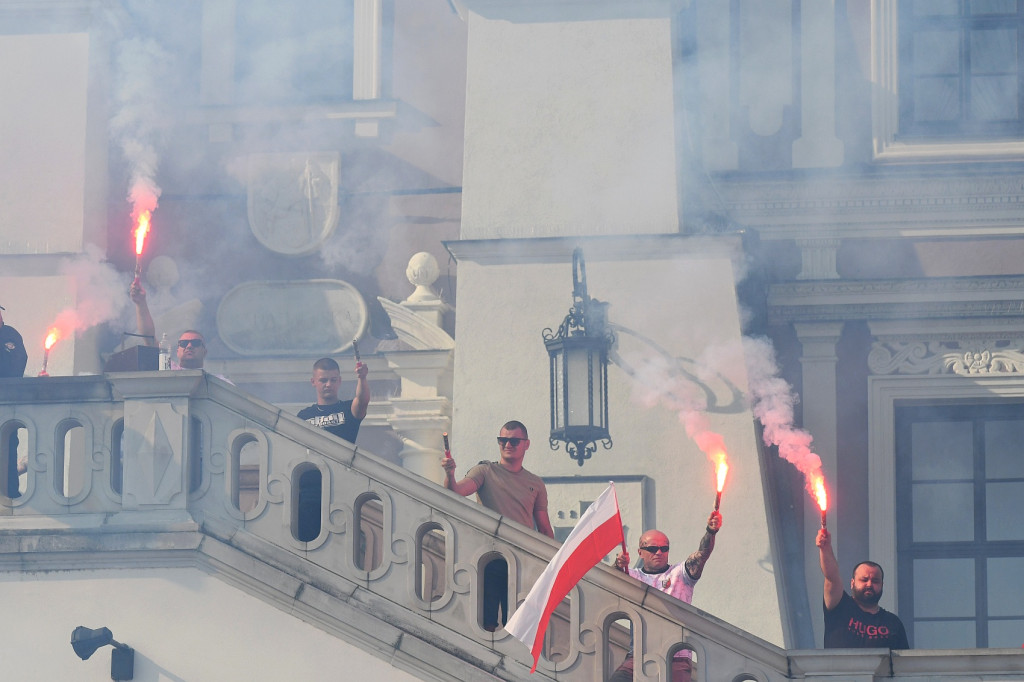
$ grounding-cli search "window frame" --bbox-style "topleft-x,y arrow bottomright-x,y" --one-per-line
894,402 -> 1024,647
871,0 -> 1024,161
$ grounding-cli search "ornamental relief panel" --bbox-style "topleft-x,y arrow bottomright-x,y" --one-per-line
868,340 -> 1024,376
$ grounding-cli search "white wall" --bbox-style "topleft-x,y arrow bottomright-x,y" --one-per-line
0,566 -> 421,681
0,33 -> 88,255
449,237 -> 785,646
461,8 -> 679,238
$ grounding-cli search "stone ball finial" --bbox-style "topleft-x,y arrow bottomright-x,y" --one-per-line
404,252 -> 441,303
406,252 -> 440,287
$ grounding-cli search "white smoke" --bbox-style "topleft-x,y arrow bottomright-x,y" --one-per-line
50,245 -> 130,335
699,336 -> 826,497
626,334 -> 826,501
626,351 -> 729,466
110,36 -> 171,220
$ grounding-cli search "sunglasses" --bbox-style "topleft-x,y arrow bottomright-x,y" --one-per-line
496,437 -> 526,447
178,339 -> 204,348
640,545 -> 670,554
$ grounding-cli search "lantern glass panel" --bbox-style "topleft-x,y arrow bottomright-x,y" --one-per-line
565,347 -> 594,428
551,349 -> 566,431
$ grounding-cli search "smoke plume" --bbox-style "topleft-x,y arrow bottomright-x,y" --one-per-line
110,36 -> 170,221
49,245 -> 130,336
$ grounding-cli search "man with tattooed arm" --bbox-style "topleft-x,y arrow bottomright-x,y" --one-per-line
609,511 -> 723,682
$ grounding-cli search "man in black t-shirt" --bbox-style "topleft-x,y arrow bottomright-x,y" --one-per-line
2,305 -> 29,498
817,527 -> 909,649
294,356 -> 369,539
297,356 -> 370,444
0,305 -> 28,379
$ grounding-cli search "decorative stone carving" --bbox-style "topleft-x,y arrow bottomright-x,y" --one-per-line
246,152 -> 339,256
795,238 -> 840,280
216,280 -> 367,356
868,340 -> 1024,376
404,251 -> 441,303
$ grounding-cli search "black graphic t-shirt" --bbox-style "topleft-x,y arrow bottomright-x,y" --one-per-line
824,592 -> 909,649
297,400 -> 362,444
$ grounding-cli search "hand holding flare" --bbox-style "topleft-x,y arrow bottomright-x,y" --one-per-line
442,432 -> 450,459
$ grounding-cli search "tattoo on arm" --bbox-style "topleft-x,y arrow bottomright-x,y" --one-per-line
684,530 -> 716,581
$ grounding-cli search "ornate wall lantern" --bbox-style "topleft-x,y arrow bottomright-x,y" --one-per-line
543,248 -> 613,466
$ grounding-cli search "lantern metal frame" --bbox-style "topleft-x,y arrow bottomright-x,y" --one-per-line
542,248 -> 614,466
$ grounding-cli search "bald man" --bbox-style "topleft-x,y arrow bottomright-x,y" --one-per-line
610,511 -> 723,682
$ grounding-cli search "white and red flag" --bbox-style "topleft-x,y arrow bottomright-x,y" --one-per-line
505,482 -> 625,673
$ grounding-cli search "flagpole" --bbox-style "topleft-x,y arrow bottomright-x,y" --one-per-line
610,480 -> 626,554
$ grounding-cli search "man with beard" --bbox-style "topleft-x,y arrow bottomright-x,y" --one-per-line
817,527 -> 909,649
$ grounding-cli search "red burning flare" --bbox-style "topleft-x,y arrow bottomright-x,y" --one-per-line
134,210 -> 151,256
713,451 -> 728,510
132,210 -> 151,283
812,474 -> 828,528
39,327 -> 60,376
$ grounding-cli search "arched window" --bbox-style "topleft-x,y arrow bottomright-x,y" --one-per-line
479,551 -> 509,633
354,494 -> 383,571
416,523 -> 446,602
293,464 -> 322,542
1,421 -> 27,499
229,433 -> 261,513
111,419 -> 124,495
55,419 -> 86,498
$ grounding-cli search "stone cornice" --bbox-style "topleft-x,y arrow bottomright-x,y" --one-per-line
448,0 -> 682,21
769,276 -> 1024,324
718,172 -> 1024,240
444,233 -> 744,265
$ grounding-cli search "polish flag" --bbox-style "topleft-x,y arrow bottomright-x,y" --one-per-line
505,483 -> 625,673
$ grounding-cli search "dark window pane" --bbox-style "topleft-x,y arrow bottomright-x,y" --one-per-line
911,421 -> 973,478
986,481 -> 1024,540
988,558 -> 1024,617
984,420 -> 1024,478
914,558 -> 976,617
972,75 -> 1018,119
915,0 -> 959,15
235,1 -> 354,104
914,482 -> 975,541
971,0 -> 1018,14
915,620 -> 978,648
915,30 -> 962,75
971,29 -> 1017,73
989,620 -> 1024,647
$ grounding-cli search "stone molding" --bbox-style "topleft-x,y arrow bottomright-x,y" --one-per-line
445,233 -> 744,266
720,174 -> 1024,240
769,276 -> 1024,324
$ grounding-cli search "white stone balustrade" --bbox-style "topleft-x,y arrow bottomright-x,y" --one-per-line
1,373 -> 1022,681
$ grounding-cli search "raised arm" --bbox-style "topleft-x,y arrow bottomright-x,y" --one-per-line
129,281 -> 156,346
817,527 -> 843,610
684,510 -> 721,581
351,361 -> 370,419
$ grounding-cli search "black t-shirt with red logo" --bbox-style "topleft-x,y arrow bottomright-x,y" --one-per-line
824,592 -> 909,649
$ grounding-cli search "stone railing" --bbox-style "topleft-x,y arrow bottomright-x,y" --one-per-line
2,373 -> 1022,681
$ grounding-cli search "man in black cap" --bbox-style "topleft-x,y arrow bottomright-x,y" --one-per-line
0,305 -> 28,379
1,304 -> 28,498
